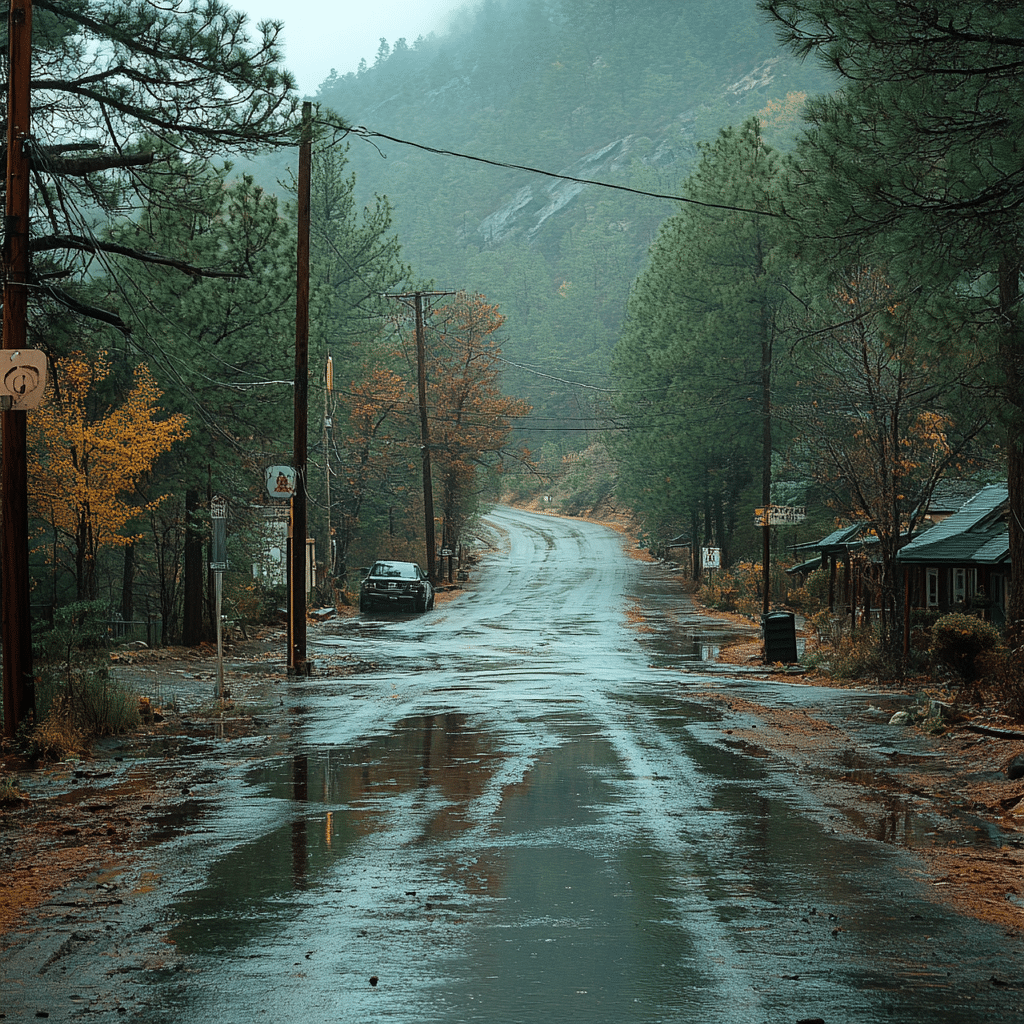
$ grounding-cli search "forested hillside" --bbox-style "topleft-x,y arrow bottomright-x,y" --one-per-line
256,0 -> 831,452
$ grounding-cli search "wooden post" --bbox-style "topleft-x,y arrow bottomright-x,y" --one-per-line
413,292 -> 437,582
2,0 -> 34,737
384,290 -> 457,583
290,101 -> 311,675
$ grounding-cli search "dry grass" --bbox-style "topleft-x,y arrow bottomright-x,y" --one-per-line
29,697 -> 89,760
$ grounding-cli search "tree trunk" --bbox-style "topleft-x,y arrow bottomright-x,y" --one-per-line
75,512 -> 87,601
999,258 -> 1024,648
182,487 -> 204,645
690,507 -> 701,581
121,542 -> 135,621
761,320 -> 772,616
1006,422 -> 1024,648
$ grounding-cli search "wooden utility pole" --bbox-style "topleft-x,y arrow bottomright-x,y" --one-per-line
385,290 -> 456,582
413,292 -> 436,582
324,353 -> 333,579
2,0 -> 34,737
289,101 -> 312,675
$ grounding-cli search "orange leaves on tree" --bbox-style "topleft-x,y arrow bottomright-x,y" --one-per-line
424,294 -> 531,534
426,294 -> 530,476
30,352 -> 189,595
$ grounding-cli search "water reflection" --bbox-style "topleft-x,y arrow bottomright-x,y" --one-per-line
167,714 -> 495,953
291,754 -> 308,889
162,712 -> 742,1022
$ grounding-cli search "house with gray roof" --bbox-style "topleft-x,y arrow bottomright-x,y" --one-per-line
896,484 -> 1010,625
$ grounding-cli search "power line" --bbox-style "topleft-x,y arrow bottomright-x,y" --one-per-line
346,125 -> 780,219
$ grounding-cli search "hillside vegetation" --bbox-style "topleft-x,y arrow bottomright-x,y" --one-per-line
249,0 -> 831,447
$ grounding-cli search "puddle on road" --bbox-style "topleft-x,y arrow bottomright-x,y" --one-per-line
147,700 -> 1021,1024
165,712 -> 504,953
147,797 -> 209,842
629,569 -> 755,668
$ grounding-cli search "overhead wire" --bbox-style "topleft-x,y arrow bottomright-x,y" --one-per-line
345,124 -> 780,220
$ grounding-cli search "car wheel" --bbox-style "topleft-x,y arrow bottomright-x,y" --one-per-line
359,594 -> 370,613
415,594 -> 427,613
427,593 -> 435,611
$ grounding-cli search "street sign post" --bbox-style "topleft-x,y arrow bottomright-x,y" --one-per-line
266,465 -> 296,499
754,504 -> 807,649
210,496 -> 228,699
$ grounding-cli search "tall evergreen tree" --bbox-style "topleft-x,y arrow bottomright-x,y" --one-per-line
10,0 -> 298,333
305,143 -> 409,589
103,166 -> 294,642
612,119 -> 794,572
761,0 -> 1024,641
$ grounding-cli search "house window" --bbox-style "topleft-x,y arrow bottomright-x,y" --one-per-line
927,568 -> 939,608
953,568 -> 966,604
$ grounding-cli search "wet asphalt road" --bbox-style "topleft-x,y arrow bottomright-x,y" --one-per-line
4,505 -> 1023,1022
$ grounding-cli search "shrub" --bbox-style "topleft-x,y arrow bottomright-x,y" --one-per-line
929,613 -> 1002,685
0,776 -> 29,807
700,561 -> 762,615
31,601 -> 140,754
787,568 -> 828,615
29,695 -> 89,760
803,616 -> 920,684
975,646 -> 1024,721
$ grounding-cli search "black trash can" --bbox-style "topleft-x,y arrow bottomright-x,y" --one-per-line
762,611 -> 797,664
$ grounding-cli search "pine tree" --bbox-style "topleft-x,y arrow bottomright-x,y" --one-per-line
761,0 -> 1024,641
11,0 -> 299,331
612,118 -> 794,570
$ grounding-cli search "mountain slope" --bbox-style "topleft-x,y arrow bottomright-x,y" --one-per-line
258,0 -> 833,445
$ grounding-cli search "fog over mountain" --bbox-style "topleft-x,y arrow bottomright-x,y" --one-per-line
248,0 -> 832,444
234,0 -> 463,94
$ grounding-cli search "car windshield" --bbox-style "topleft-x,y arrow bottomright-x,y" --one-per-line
370,562 -> 417,579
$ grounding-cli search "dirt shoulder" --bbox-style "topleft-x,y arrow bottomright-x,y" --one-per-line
0,628 -> 309,938
682,602 -> 1024,934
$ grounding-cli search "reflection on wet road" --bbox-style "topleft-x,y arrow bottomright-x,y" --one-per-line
11,506 -> 1022,1022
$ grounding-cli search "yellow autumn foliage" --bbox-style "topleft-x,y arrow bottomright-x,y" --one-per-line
30,352 -> 189,553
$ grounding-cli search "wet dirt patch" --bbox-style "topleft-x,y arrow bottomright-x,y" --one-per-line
1,633 -> 307,940
695,687 -> 1024,933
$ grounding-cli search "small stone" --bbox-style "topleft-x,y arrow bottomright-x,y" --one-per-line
1005,755 -> 1024,781
889,711 -> 913,727
369,976 -> 379,987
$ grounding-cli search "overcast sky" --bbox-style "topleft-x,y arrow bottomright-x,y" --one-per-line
234,0 -> 467,96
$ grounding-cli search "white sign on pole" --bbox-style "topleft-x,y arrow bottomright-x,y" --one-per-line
702,546 -> 721,569
0,349 -> 47,410
210,495 -> 228,571
266,465 -> 296,499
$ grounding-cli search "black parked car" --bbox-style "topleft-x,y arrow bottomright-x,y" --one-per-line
359,560 -> 435,613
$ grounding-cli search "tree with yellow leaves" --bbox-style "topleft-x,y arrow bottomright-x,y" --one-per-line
30,353 -> 189,601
